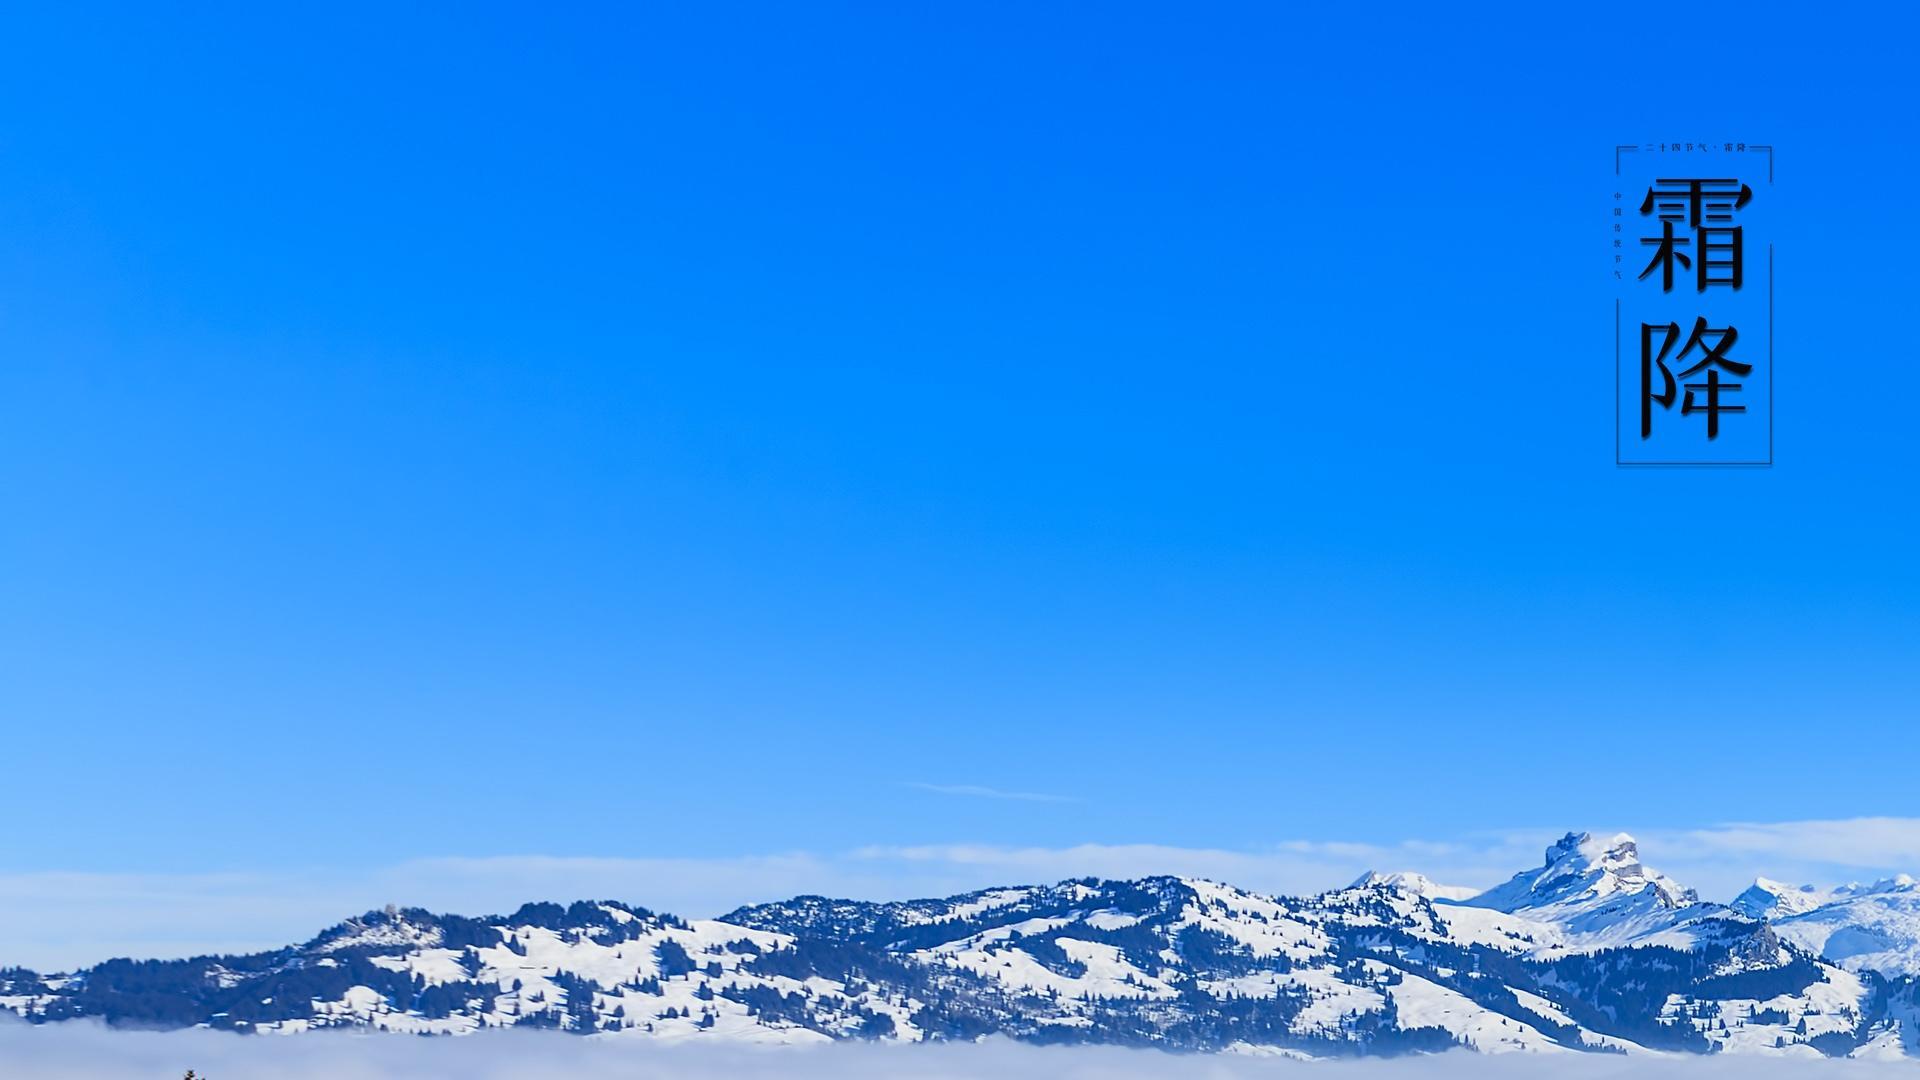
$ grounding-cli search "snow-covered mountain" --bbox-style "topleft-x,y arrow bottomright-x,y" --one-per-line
1451,832 -> 1742,954
6,831 -> 1920,1059
1734,878 -> 1845,920
1349,871 -> 1478,902
1719,874 -> 1920,977
1766,878 -> 1920,978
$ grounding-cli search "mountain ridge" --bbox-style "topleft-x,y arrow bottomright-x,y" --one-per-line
6,831 -> 1920,1059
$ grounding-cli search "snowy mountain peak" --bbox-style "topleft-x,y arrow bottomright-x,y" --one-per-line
1733,875 -> 1920,921
1524,830 -> 1697,905
1457,830 -> 1717,951
1732,878 -> 1832,919
312,905 -> 445,954
1349,870 -> 1480,902
1759,874 -> 1920,978
1547,831 -> 1641,876
1841,873 -> 1920,897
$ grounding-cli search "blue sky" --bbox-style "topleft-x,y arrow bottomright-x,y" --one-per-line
3,3 -> 1918,913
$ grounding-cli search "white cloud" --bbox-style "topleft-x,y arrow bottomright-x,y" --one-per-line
0,836 -> 1537,972
11,819 -> 1920,973
1653,818 -> 1920,869
1627,818 -> 1920,898
0,840 -> 1507,972
851,838 -> 1535,898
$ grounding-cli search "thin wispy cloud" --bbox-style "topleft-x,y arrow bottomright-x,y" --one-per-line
902,782 -> 1079,804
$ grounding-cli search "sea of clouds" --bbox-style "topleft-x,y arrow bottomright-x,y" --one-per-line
2,1021 -> 1915,1080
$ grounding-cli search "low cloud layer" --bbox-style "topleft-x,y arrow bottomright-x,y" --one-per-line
1,1021 -> 1914,1079
10,817 -> 1920,972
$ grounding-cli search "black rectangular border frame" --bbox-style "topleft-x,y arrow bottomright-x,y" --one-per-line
1613,145 -> 1773,468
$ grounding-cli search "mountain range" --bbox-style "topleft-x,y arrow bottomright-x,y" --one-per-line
8,830 -> 1920,1059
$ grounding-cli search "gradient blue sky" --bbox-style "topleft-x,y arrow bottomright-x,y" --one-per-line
2,5 -> 1917,889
